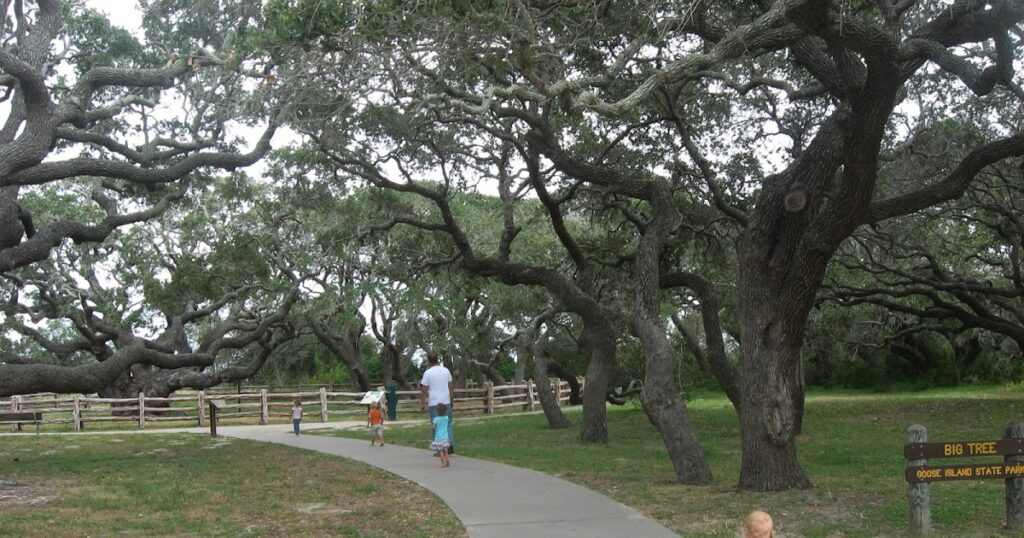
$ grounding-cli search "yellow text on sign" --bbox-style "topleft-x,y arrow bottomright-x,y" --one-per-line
943,442 -> 998,456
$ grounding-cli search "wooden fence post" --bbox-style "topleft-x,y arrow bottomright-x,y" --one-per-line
260,388 -> 269,424
553,378 -> 562,407
485,382 -> 494,414
320,388 -> 328,422
1006,421 -> 1024,530
256,385 -> 268,424
138,392 -> 146,430
908,424 -> 930,534
10,396 -> 20,432
197,391 -> 206,428
525,379 -> 535,411
72,396 -> 81,431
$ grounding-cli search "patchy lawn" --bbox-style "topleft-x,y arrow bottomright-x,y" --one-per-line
0,433 -> 465,537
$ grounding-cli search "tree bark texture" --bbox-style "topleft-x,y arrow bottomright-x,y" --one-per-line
792,357 -> 806,437
579,320 -> 613,443
633,182 -> 713,484
735,226 -> 824,490
734,157 -> 842,490
531,343 -> 572,430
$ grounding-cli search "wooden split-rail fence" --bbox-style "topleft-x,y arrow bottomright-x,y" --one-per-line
4,378 -> 582,432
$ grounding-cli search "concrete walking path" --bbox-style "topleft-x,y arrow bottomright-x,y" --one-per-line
221,423 -> 680,538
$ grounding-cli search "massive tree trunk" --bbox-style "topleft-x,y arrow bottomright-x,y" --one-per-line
99,366 -> 178,399
734,161 -> 840,490
98,365 -> 178,416
735,279 -> 817,491
732,103 -> 878,490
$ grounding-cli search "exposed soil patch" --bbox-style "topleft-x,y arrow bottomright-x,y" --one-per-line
296,502 -> 353,515
0,479 -> 53,508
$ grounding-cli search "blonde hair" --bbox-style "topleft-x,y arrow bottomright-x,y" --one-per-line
744,511 -> 773,538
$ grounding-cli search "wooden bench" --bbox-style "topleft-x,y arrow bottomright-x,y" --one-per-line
0,411 -> 43,433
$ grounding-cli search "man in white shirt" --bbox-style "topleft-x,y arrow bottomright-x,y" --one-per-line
419,353 -> 455,454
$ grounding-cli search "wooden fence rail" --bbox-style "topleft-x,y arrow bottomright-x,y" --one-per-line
5,378 -> 583,432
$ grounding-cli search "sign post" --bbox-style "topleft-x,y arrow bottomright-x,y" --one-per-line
1007,421 -> 1024,531
905,422 -> 1024,533
907,424 -> 930,534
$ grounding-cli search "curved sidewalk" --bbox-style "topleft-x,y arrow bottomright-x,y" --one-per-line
223,425 -> 679,538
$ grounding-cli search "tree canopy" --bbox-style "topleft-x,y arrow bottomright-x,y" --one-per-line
2,0 -> 1023,493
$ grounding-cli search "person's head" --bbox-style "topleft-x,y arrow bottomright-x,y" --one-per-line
427,353 -> 440,365
744,511 -> 773,538
375,401 -> 382,409
294,399 -> 301,406
436,402 -> 447,414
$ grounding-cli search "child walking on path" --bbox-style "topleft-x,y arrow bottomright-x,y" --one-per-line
430,402 -> 451,467
291,400 -> 302,436
368,402 -> 385,446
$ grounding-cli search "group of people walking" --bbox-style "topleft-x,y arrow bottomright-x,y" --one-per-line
289,353 -> 456,467
419,353 -> 455,467
290,358 -> 777,534
368,352 -> 455,466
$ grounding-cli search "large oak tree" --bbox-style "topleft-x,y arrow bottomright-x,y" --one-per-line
269,0 -> 1024,491
0,0 -> 288,396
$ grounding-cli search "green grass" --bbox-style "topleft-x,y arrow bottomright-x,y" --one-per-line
4,386 -> 1021,537
326,384 -> 1024,537
0,434 -> 465,537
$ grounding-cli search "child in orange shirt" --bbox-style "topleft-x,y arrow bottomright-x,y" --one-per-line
367,401 -> 385,446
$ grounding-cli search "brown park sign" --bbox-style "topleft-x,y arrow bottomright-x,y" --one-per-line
904,439 -> 1024,460
907,462 -> 1024,483
904,423 -> 1024,534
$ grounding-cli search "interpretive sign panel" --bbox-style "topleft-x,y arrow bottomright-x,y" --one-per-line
360,390 -> 384,405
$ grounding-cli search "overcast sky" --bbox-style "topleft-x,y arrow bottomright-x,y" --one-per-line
87,0 -> 144,41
